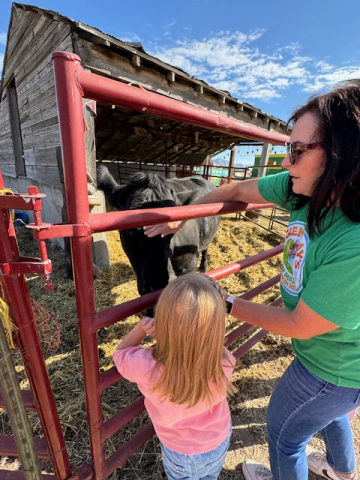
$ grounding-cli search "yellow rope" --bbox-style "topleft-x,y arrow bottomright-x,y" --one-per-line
0,188 -> 16,221
0,188 -> 15,195
0,296 -> 16,349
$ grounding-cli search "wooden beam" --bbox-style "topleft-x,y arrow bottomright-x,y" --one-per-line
96,119 -> 231,149
131,54 -> 141,68
166,71 -> 175,83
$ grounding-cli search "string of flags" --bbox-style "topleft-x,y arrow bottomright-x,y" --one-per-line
221,146 -> 279,160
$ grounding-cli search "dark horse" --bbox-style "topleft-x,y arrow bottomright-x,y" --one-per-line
97,166 -> 220,303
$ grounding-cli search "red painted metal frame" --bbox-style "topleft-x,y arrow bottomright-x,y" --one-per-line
51,51 -> 288,479
0,174 -> 72,479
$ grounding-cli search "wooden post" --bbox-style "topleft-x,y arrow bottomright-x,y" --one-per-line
257,142 -> 271,178
0,319 -> 42,480
84,100 -> 110,267
228,147 -> 235,183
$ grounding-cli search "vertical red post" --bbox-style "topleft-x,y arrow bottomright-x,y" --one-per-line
52,52 -> 105,479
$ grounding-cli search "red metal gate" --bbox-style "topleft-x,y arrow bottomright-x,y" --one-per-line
0,51 -> 288,479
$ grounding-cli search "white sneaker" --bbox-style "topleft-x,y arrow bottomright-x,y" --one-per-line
242,460 -> 273,480
307,446 -> 357,480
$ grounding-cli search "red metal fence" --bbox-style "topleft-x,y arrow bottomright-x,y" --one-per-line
0,51 -> 289,479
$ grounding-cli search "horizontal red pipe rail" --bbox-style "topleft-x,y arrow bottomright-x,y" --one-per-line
205,244 -> 283,282
98,367 -> 122,394
93,244 -> 283,331
101,396 -> 145,442
105,424 -> 155,479
233,329 -> 269,360
0,194 -> 45,211
88,202 -> 275,234
0,390 -> 36,411
0,472 -> 56,480
232,297 -> 284,359
240,274 -> 281,301
0,436 -> 49,459
73,57 -> 289,145
31,202 -> 277,241
224,274 -> 281,347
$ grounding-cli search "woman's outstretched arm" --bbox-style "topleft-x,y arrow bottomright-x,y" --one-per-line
143,178 -> 266,238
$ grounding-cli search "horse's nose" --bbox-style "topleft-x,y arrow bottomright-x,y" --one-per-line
138,281 -> 155,296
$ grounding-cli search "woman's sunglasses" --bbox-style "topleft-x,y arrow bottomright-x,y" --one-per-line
285,142 -> 325,165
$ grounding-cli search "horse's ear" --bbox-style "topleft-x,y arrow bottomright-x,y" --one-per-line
175,189 -> 198,206
111,184 -> 131,210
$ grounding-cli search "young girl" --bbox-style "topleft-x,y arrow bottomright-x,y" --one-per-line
113,273 -> 236,480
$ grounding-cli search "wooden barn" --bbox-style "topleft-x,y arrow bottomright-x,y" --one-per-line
0,3 -> 290,263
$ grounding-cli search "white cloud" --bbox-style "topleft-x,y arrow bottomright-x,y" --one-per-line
148,30 -> 360,105
0,32 -> 7,46
303,67 -> 360,92
119,32 -> 143,43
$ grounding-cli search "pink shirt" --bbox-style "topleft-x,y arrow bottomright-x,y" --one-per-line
113,346 -> 235,454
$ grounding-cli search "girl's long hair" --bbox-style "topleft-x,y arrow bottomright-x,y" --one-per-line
287,79 -> 360,237
151,273 -> 235,408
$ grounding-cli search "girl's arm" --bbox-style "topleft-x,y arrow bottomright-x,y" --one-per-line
116,316 -> 155,351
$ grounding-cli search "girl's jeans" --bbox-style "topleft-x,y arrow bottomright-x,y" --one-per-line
160,428 -> 231,480
267,357 -> 360,480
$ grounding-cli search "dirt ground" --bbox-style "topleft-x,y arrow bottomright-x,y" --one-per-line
0,214 -> 359,479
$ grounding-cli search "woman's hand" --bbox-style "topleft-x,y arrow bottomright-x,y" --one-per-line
205,276 -> 229,302
141,316 -> 156,337
143,220 -> 186,238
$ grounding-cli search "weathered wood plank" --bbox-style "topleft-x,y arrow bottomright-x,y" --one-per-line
21,113 -> 59,134
19,91 -> 58,127
5,13 -> 57,79
25,165 -> 61,185
24,147 -> 60,167
14,24 -> 72,86
0,104 -> 12,140
0,164 -> 16,177
4,11 -> 47,85
7,81 -> 25,176
16,60 -> 54,99
5,10 -> 39,60
22,125 -> 61,149
84,100 -> 97,180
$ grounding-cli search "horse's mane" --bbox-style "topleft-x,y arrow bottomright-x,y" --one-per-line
126,173 -> 179,210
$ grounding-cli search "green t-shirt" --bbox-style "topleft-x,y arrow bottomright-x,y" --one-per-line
258,171 -> 360,388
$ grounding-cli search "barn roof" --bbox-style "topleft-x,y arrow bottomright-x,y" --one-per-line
2,3 -> 291,165
175,154 -> 213,166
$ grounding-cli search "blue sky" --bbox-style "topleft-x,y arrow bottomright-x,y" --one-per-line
1,0 -> 360,164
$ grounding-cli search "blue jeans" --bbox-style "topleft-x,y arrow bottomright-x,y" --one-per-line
160,428 -> 231,480
267,357 -> 360,480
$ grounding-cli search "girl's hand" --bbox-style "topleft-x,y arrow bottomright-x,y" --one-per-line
143,220 -> 185,238
141,316 -> 156,337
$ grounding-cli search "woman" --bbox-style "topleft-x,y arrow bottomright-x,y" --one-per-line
144,80 -> 360,480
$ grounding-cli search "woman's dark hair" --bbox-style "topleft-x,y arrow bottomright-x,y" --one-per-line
287,79 -> 360,237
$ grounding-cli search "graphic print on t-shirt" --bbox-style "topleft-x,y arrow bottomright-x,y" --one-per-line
281,221 -> 308,295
